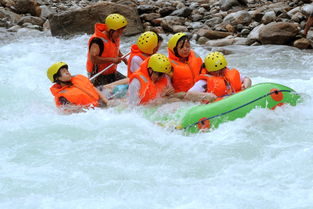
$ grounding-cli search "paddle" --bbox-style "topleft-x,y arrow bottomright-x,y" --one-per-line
89,52 -> 130,81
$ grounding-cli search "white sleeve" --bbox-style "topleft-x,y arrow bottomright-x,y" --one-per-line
128,78 -> 141,105
130,56 -> 143,73
165,75 -> 173,88
188,80 -> 207,93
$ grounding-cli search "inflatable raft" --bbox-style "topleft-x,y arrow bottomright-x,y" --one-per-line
179,82 -> 301,133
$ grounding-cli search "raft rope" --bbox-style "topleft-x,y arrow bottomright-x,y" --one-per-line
183,89 -> 293,130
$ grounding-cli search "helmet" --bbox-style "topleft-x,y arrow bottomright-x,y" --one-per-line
204,52 -> 227,72
168,32 -> 187,52
137,31 -> 158,55
47,62 -> 68,82
148,53 -> 172,74
105,13 -> 128,31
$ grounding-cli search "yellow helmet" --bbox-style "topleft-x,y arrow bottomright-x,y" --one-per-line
105,13 -> 128,31
47,62 -> 68,82
137,31 -> 158,55
168,32 -> 187,52
148,53 -> 172,74
204,52 -> 228,72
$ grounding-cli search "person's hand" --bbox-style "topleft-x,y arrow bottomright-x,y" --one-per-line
122,57 -> 128,65
163,87 -> 175,96
241,77 -> 252,90
112,57 -> 123,64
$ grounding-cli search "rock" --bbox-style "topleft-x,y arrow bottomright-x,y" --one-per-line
247,23 -> 264,41
241,28 -> 250,35
159,6 -> 176,17
43,19 -> 50,31
287,6 -> 301,17
301,4 -> 313,16
233,37 -> 249,45
172,25 -> 188,32
259,22 -> 299,45
115,0 -> 137,7
17,16 -> 45,26
205,36 -> 235,46
39,5 -> 55,19
0,7 -> 21,26
197,36 -> 209,45
1,0 -> 41,16
159,16 -> 186,32
170,7 -> 192,17
197,29 -> 233,39
191,14 -> 203,21
225,24 -> 236,33
48,2 -> 143,37
22,22 -> 42,30
223,11 -> 252,26
140,13 -> 160,21
251,10 -> 264,22
205,17 -> 223,27
7,25 -> 21,32
137,5 -> 157,15
262,11 -> 276,24
220,0 -> 241,11
293,38 -> 312,49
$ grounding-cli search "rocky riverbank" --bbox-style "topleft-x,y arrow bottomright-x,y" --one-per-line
1,0 -> 313,49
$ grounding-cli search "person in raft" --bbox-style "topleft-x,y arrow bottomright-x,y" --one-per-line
304,11 -> 313,37
128,53 -> 175,105
86,13 -> 128,87
127,31 -> 163,78
188,51 -> 252,99
48,62 -> 109,112
167,32 -> 203,93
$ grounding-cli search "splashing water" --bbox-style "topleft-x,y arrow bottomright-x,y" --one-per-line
1,30 -> 313,209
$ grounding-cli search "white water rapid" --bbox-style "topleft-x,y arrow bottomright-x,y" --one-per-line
1,30 -> 313,209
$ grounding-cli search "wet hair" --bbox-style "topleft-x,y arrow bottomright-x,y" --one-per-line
173,35 -> 190,57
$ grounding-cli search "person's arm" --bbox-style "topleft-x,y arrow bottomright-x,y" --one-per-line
304,15 -> 313,36
128,78 -> 141,106
130,56 -> 143,73
119,50 -> 128,65
89,43 -> 122,65
103,78 -> 129,88
188,80 -> 207,93
95,87 -> 109,107
184,92 -> 217,103
241,77 -> 252,90
58,97 -> 86,114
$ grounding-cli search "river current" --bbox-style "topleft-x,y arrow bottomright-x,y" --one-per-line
0,30 -> 313,209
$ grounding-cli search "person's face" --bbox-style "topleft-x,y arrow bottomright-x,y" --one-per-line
111,27 -> 125,40
177,39 -> 190,58
210,67 -> 226,77
148,68 -> 166,82
57,67 -> 71,82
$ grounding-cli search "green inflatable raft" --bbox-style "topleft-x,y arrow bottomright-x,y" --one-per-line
179,82 -> 301,133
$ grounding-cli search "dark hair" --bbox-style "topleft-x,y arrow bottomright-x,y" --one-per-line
149,29 -> 164,43
173,35 -> 190,57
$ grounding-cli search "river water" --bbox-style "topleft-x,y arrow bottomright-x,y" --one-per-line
1,30 -> 313,209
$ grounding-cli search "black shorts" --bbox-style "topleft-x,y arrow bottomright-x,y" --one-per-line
91,71 -> 126,87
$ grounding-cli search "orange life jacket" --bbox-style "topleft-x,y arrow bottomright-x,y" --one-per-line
127,44 -> 149,78
168,49 -> 202,92
129,58 -> 168,105
50,75 -> 100,107
198,68 -> 242,97
86,23 -> 120,75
